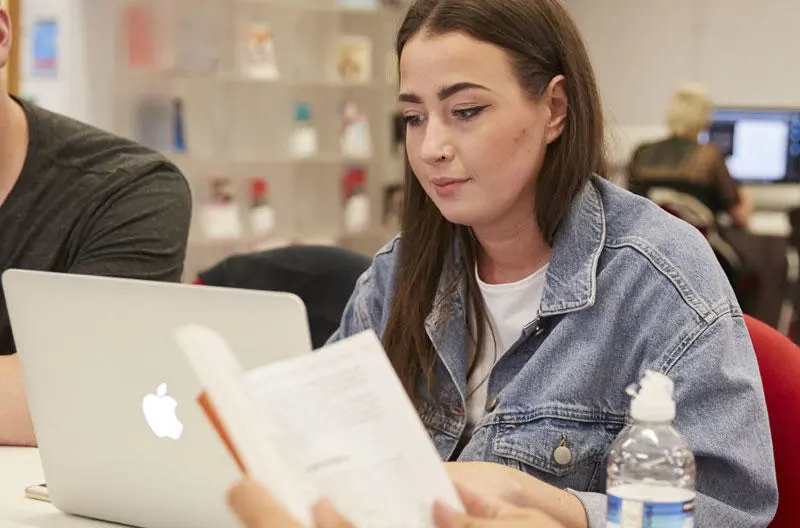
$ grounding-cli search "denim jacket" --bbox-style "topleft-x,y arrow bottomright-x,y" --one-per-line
328,175 -> 778,527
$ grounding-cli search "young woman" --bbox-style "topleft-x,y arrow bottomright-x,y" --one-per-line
627,83 -> 753,228
232,0 -> 777,526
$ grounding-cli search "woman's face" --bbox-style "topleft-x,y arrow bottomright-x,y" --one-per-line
399,31 -> 566,230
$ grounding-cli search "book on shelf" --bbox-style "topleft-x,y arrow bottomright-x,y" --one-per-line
124,3 -> 155,68
240,19 -> 280,81
176,326 -> 463,528
135,96 -> 186,154
336,36 -> 372,84
171,7 -> 221,73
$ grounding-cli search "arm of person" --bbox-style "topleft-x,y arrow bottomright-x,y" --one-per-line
227,478 -> 567,528
445,462 -> 588,528
434,484 -> 567,528
0,167 -> 191,447
447,313 -> 778,528
729,186 -> 753,228
67,167 -> 192,281
0,354 -> 36,446
569,312 -> 778,527
325,237 -> 398,345
710,146 -> 751,228
228,479 -> 350,528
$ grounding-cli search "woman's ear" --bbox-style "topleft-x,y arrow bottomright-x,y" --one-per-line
544,75 -> 568,144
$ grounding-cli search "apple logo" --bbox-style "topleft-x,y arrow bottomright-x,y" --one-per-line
142,383 -> 184,440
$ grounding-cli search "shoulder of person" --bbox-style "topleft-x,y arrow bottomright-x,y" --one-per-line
596,178 -> 739,319
630,139 -> 665,159
359,234 -> 402,292
26,101 -> 187,190
694,142 -> 727,165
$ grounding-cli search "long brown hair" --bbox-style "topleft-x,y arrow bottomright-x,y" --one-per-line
382,0 -> 607,402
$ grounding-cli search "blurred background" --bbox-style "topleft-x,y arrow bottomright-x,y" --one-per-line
1,0 -> 798,339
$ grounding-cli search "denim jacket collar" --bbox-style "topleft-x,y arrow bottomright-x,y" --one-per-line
422,177 -> 606,407
540,176 -> 606,316
426,177 -> 606,324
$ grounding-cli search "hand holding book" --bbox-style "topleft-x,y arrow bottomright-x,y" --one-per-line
176,324 -> 464,527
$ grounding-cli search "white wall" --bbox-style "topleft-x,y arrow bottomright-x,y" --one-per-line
20,0 -> 121,131
568,0 -> 800,167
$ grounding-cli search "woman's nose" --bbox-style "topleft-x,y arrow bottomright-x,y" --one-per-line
419,119 -> 452,165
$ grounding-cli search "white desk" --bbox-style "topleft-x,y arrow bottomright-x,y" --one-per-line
749,211 -> 792,238
0,448 -> 116,528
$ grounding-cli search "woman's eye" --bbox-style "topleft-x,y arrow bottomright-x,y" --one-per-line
453,105 -> 489,121
403,114 -> 425,128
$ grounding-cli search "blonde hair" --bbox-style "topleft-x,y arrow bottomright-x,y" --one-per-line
666,83 -> 711,138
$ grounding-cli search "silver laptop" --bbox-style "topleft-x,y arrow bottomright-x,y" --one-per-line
2,269 -> 314,528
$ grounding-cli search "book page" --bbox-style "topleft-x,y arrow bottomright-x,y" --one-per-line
176,324 -> 319,526
243,331 -> 463,528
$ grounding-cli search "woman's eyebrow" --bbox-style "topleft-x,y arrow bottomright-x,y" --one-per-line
398,82 -> 491,103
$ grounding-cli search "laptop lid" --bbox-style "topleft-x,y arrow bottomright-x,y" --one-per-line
2,269 -> 313,528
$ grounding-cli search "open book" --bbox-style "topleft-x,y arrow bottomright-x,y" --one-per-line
175,325 -> 463,527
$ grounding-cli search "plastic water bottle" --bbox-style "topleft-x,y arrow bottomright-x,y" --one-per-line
606,371 -> 696,528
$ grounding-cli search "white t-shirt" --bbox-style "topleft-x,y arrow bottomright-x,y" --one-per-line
466,264 -> 548,431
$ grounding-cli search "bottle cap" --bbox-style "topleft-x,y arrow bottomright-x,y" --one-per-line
295,103 -> 312,123
627,370 -> 676,422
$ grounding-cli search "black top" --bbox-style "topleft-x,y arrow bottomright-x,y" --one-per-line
0,97 -> 192,355
628,136 -> 740,214
197,245 -> 372,349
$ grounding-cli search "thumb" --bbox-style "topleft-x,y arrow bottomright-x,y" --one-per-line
454,484 -> 503,519
313,498 -> 354,528
433,499 -> 478,528
228,479 -> 299,528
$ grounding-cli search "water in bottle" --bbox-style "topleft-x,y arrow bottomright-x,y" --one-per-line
606,370 -> 696,528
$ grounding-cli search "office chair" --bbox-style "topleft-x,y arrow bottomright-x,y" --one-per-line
647,187 -> 758,312
194,245 -> 372,349
745,314 -> 800,527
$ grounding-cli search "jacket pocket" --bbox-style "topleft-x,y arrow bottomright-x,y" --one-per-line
491,410 -> 626,492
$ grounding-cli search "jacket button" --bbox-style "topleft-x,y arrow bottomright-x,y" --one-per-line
485,396 -> 499,412
553,445 -> 573,465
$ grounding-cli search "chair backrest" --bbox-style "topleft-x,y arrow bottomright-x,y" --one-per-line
195,245 -> 372,349
648,186 -> 747,276
646,187 -> 717,230
744,314 -> 800,527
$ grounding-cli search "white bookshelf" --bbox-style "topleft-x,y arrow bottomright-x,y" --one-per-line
112,0 -> 407,280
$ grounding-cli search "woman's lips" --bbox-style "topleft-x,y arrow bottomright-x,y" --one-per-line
432,178 -> 468,197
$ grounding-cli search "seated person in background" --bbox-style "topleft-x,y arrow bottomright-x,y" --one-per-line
629,84 -> 793,324
627,82 -> 752,227
318,0 -> 776,526
227,478 -> 567,528
0,8 -> 192,446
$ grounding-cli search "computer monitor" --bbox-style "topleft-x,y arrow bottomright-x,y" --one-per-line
700,107 -> 800,184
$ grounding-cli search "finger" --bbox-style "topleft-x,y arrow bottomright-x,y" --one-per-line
313,498 -> 354,528
227,479 -> 299,528
433,499 -> 477,528
454,484 -> 502,519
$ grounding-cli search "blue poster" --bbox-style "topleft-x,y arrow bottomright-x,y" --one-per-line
32,19 -> 58,77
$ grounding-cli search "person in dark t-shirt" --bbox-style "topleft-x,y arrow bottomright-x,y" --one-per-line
0,9 -> 191,446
